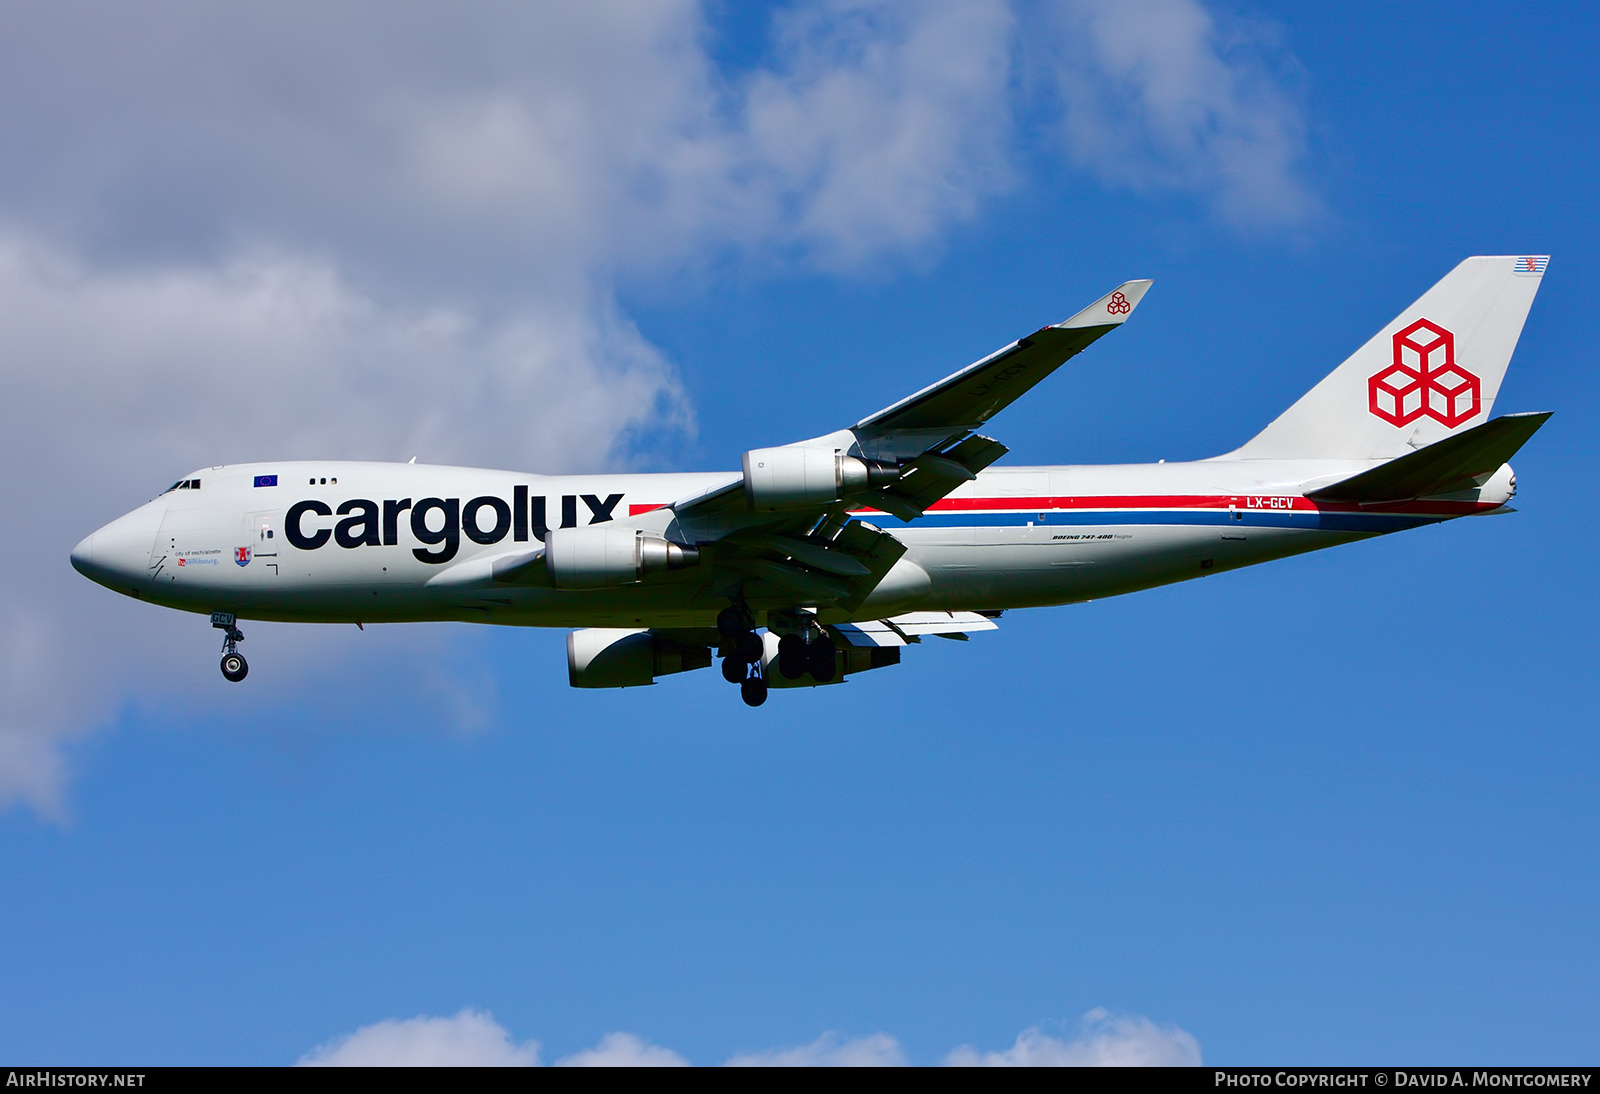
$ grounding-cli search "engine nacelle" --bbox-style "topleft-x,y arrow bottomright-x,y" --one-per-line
545,526 -> 700,589
742,446 -> 899,511
567,628 -> 712,688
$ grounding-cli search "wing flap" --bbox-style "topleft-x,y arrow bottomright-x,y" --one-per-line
869,434 -> 1009,518
751,533 -> 873,576
716,518 -> 908,610
833,620 -> 906,648
887,610 -> 1000,636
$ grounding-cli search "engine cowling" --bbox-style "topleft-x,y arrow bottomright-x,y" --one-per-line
545,526 -> 700,589
741,446 -> 898,511
567,628 -> 713,688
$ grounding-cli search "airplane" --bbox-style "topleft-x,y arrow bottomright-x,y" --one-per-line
71,255 -> 1551,707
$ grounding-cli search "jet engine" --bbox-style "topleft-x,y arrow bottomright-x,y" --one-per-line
545,526 -> 700,589
567,628 -> 713,688
741,446 -> 899,511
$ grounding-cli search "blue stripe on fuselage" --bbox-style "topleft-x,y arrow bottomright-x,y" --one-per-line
856,509 -> 1444,534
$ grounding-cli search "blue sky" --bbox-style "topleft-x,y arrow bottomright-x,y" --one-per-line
1,0 -> 1595,1066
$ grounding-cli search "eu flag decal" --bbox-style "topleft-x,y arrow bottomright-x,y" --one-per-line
254,474 -> 278,487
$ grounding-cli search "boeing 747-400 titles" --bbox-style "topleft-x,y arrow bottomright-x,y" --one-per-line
72,256 -> 1551,706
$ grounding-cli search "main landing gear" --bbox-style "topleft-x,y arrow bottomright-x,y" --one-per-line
717,606 -> 842,706
776,630 -> 836,683
718,605 -> 767,707
212,611 -> 247,682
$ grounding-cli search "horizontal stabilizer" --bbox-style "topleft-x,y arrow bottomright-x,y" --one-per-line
1308,412 -> 1550,503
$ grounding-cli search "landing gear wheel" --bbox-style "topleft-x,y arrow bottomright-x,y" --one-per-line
740,676 -> 768,707
807,640 -> 837,682
736,630 -> 764,664
777,633 -> 807,679
212,612 -> 248,683
721,655 -> 747,684
718,606 -> 752,642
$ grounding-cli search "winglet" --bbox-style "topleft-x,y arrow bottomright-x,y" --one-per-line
1057,280 -> 1153,329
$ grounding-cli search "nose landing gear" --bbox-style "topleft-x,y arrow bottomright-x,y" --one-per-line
212,611 -> 248,682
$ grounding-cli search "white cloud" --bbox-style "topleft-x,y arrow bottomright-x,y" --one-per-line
0,237 -> 681,818
298,1009 -> 542,1067
556,1032 -> 691,1067
1042,0 -> 1316,227
741,0 -> 1015,267
0,2 -> 1021,286
725,1031 -> 908,1067
0,239 -> 687,476
944,1008 -> 1203,1066
301,1010 -> 1199,1066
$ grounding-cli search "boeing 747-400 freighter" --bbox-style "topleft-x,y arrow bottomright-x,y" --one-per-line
72,256 -> 1550,706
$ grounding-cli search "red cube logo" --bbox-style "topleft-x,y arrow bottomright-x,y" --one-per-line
1368,317 -> 1480,428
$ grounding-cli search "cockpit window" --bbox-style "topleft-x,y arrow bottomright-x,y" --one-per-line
162,479 -> 202,493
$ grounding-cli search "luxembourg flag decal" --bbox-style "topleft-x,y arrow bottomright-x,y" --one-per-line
1514,256 -> 1549,276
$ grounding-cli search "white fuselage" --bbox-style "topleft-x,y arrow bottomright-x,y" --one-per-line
71,458 -> 1511,629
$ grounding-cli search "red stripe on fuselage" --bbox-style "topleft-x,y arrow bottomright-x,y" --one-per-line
920,494 -> 1315,512
847,495 -> 1497,517
630,496 -> 1497,518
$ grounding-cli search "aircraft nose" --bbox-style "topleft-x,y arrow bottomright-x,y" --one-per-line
70,533 -> 96,578
70,498 -> 166,595
70,524 -> 139,591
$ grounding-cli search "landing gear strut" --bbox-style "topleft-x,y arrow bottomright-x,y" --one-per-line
212,611 -> 248,683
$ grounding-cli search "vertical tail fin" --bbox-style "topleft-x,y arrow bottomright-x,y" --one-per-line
1229,256 -> 1548,460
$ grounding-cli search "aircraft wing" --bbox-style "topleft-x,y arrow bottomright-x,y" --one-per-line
663,279 -> 1151,611
672,279 -> 1151,526
854,280 -> 1153,439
